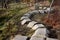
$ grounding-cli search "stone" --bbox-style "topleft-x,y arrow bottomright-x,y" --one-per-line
12,35 -> 27,40
24,13 -> 30,16
46,38 -> 58,40
29,10 -> 39,15
32,24 -> 45,30
44,7 -> 54,13
24,13 -> 32,17
44,9 -> 48,13
46,8 -> 53,12
46,8 -> 51,12
43,7 -> 47,10
20,16 -> 29,20
39,7 -> 43,10
39,10 -> 44,14
32,28 -> 47,38
27,21 -> 37,28
32,10 -> 39,14
21,19 -> 31,25
30,37 -> 45,40
23,13 -> 31,17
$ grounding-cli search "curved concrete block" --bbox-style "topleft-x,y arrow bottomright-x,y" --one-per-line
27,21 -> 37,28
30,37 -> 44,40
23,15 -> 30,18
46,8 -> 53,12
24,13 -> 34,18
39,10 -> 44,14
43,7 -> 47,10
20,16 -> 29,20
24,13 -> 31,17
46,38 -> 58,40
12,35 -> 27,40
44,9 -> 48,13
32,24 -> 45,30
39,7 -> 43,9
32,28 -> 46,38
21,19 -> 31,25
29,10 -> 39,15
31,10 -> 39,14
46,8 -> 51,12
24,13 -> 30,15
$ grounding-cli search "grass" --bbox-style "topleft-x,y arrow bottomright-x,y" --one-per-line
0,3 -> 31,40
0,3 -> 28,26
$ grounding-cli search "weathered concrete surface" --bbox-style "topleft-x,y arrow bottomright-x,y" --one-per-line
43,7 -> 47,10
12,35 -> 27,40
46,38 -> 58,40
39,7 -> 43,10
21,19 -> 31,25
23,15 -> 30,18
30,10 -> 39,14
20,16 -> 29,20
32,28 -> 46,38
32,24 -> 45,30
39,10 -> 44,14
30,37 -> 45,40
24,13 -> 30,16
46,8 -> 53,12
24,13 -> 31,17
27,21 -> 37,28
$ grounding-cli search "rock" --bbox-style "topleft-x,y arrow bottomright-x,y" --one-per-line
12,35 -> 27,40
32,24 -> 45,30
32,28 -> 47,38
46,38 -> 58,40
23,13 -> 31,17
24,13 -> 30,16
43,7 -> 47,10
30,37 -> 45,40
27,21 -> 37,28
21,19 -> 31,25
31,10 -> 39,14
44,7 -> 54,13
39,10 -> 44,14
39,7 -> 43,10
46,8 -> 53,12
20,10 -> 40,20
46,8 -> 51,12
44,9 -> 48,13
20,16 -> 29,20
24,13 -> 32,17
29,10 -> 39,15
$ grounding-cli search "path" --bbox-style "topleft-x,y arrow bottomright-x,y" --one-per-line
12,9 -> 58,40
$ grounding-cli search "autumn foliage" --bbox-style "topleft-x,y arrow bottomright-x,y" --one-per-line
43,9 -> 60,29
